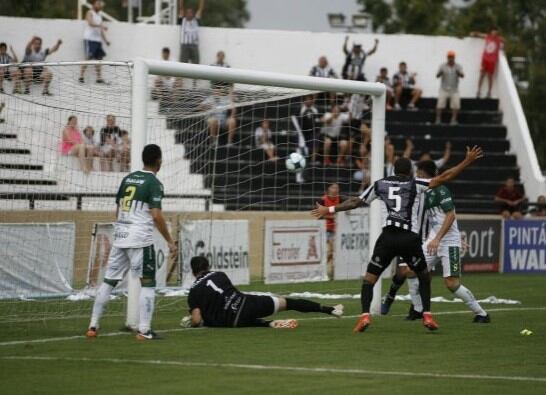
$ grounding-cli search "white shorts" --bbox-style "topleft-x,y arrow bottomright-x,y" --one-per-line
104,245 -> 156,286
423,241 -> 461,278
437,89 -> 460,110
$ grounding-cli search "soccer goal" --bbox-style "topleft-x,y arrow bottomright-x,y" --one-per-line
0,59 -> 385,330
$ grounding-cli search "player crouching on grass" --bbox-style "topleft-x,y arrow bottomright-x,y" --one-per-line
86,144 -> 177,340
381,160 -> 490,323
180,256 -> 344,329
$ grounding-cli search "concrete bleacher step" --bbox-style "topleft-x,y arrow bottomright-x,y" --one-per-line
0,148 -> 31,155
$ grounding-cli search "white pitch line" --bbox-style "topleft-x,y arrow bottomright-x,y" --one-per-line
1,355 -> 545,383
0,306 -> 544,347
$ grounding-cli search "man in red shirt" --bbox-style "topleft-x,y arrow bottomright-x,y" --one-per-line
471,27 -> 505,98
494,177 -> 526,219
319,183 -> 342,278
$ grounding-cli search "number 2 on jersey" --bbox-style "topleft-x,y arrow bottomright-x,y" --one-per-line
121,185 -> 136,212
207,280 -> 224,294
388,186 -> 401,212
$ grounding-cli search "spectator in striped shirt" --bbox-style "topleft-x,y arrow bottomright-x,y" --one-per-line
309,56 -> 337,105
178,0 -> 205,64
22,36 -> 62,96
0,42 -> 22,94
342,37 -> 379,81
392,61 -> 422,110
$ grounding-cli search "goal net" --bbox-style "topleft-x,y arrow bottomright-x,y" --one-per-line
0,60 -> 385,332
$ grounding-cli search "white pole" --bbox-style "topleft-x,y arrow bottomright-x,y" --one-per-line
77,0 -> 82,20
369,93 -> 386,315
126,59 -> 149,330
154,0 -> 161,24
128,0 -> 133,22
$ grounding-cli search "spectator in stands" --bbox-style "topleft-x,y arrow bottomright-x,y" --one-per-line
300,95 -> 320,165
0,42 -> 22,94
528,195 -> 546,218
254,119 -> 278,161
310,56 -> 337,79
384,137 -> 396,177
495,177 -> 526,219
342,36 -> 378,80
211,50 -> 230,68
201,87 -> 237,145
321,105 -> 350,166
436,51 -> 464,125
152,47 -> 175,99
310,56 -> 337,104
210,50 -> 231,90
22,36 -> 62,95
404,139 -> 452,170
178,0 -> 205,64
471,27 -> 504,99
375,67 -> 393,110
354,123 -> 371,191
99,114 -> 121,171
60,116 -> 92,174
392,62 -> 422,110
318,183 -> 342,279
117,130 -> 131,172
79,0 -> 110,84
82,125 -> 100,171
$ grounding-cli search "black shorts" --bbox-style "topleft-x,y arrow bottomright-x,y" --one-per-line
367,226 -> 427,276
236,295 -> 276,327
84,40 -> 106,60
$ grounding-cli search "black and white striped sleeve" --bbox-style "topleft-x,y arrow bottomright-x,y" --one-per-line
359,183 -> 377,204
415,177 -> 431,193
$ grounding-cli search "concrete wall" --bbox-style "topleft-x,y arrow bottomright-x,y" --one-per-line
0,15 -> 490,97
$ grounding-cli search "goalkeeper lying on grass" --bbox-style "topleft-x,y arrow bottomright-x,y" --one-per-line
181,256 -> 343,329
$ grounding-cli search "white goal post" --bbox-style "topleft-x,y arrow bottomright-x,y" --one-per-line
126,58 -> 387,328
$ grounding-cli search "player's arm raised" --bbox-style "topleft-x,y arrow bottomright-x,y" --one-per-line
429,145 -> 483,188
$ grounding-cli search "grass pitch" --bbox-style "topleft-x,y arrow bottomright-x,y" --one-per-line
0,274 -> 545,394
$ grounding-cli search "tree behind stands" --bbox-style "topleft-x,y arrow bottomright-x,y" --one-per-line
359,0 -> 546,168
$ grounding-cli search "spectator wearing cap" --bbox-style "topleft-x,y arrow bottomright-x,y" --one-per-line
342,36 -> 378,81
436,50 -> 464,125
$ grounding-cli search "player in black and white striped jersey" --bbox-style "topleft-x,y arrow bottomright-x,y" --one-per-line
312,146 -> 484,333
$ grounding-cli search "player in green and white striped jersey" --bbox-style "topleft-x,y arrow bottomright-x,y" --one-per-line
382,160 -> 490,323
86,144 -> 178,340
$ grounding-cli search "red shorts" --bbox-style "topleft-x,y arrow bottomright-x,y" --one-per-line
481,58 -> 497,75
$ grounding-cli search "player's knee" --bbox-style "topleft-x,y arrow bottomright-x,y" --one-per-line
103,278 -> 119,287
445,277 -> 460,292
363,272 -> 378,284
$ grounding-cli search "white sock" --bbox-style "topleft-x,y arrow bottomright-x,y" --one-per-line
89,282 -> 113,329
453,285 -> 487,316
407,277 -> 423,313
138,287 -> 155,333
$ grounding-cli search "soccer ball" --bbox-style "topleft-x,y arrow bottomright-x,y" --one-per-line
285,152 -> 306,172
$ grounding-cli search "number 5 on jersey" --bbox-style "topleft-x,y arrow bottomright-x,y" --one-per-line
388,186 -> 401,212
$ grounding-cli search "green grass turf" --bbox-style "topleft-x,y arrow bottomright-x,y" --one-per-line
0,274 -> 545,394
